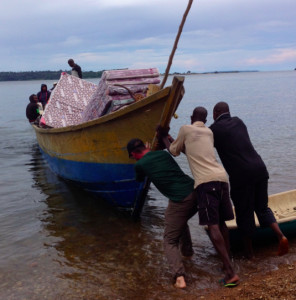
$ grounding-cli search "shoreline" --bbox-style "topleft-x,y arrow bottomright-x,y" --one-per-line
202,260 -> 296,299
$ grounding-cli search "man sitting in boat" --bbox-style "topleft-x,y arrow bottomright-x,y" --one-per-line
127,138 -> 196,289
26,94 -> 42,123
37,84 -> 51,109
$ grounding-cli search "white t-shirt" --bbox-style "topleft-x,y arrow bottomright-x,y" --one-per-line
169,121 -> 228,188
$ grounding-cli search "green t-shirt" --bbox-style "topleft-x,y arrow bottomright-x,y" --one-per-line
134,151 -> 194,202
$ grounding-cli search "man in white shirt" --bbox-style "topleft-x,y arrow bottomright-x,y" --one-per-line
158,106 -> 239,287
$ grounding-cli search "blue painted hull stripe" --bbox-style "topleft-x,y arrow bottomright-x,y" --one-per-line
40,149 -> 145,208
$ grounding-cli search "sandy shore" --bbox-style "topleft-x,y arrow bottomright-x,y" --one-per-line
203,261 -> 296,300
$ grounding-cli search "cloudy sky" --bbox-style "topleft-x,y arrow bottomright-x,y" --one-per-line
1,0 -> 295,73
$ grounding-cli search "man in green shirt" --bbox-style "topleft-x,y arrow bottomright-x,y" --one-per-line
127,138 -> 197,289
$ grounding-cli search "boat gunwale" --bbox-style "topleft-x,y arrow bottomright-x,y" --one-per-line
32,83 -> 174,134
226,189 -> 296,229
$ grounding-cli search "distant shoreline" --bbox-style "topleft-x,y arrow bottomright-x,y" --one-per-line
168,70 -> 259,75
0,70 -> 104,82
0,69 -> 261,82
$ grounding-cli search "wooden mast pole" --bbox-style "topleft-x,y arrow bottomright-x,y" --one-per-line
160,0 -> 194,89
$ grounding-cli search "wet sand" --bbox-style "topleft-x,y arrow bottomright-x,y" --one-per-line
204,260 -> 296,300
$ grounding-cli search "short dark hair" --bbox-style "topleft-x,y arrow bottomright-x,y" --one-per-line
213,102 -> 229,114
191,106 -> 207,123
29,94 -> 37,103
127,138 -> 145,158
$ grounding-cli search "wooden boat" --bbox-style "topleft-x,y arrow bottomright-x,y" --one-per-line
32,76 -> 185,218
226,189 -> 296,243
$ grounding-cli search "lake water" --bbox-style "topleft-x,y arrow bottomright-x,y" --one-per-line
0,71 -> 295,299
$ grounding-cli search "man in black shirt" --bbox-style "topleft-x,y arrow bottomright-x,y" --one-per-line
68,58 -> 82,78
210,101 -> 288,258
26,94 -> 42,123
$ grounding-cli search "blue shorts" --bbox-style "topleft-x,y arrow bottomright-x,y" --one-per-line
195,181 -> 234,225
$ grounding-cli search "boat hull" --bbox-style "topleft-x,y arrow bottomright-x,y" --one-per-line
229,219 -> 296,245
226,189 -> 296,244
40,148 -> 145,208
33,76 -> 185,217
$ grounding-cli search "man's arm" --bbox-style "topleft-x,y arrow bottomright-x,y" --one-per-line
156,126 -> 174,151
156,126 -> 185,155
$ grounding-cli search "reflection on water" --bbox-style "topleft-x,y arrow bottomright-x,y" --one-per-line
1,72 -> 296,299
1,144 -> 295,300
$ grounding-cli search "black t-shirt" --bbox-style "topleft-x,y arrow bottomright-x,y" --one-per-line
210,114 -> 268,187
26,103 -> 40,122
72,64 -> 82,78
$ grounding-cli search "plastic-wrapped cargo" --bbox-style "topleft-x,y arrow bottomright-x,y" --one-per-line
40,73 -> 97,128
81,68 -> 160,122
40,68 -> 160,128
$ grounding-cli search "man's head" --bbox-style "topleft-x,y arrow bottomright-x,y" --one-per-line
191,106 -> 207,124
127,138 -> 146,160
68,59 -> 75,67
213,102 -> 230,121
29,94 -> 38,103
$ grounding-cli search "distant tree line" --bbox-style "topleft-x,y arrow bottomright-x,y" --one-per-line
0,70 -> 104,81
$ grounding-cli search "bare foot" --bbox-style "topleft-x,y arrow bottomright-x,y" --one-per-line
225,274 -> 240,284
278,237 -> 289,256
174,276 -> 186,289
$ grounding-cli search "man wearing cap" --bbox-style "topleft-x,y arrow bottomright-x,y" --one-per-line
127,138 -> 197,289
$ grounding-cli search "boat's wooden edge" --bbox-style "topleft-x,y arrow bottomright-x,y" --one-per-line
32,76 -> 184,134
224,189 -> 296,230
269,189 -> 296,198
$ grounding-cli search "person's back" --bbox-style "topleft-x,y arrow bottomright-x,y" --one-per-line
135,150 -> 194,201
170,122 -> 228,188
210,113 -> 268,187
68,59 -> 82,79
210,101 -> 288,259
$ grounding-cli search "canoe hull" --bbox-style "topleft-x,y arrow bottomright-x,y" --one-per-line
33,76 -> 185,216
226,189 -> 296,244
229,219 -> 296,245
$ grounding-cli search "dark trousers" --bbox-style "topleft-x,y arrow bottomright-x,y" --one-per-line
164,192 -> 198,279
230,178 -> 276,237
